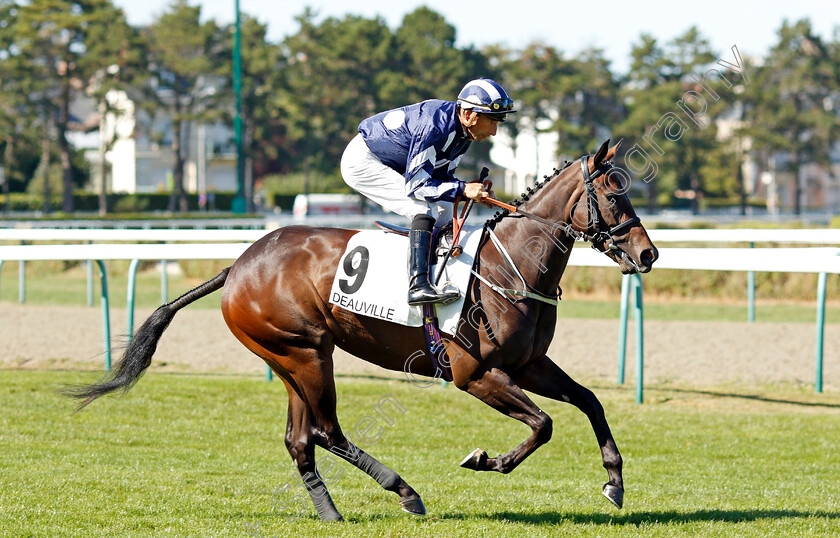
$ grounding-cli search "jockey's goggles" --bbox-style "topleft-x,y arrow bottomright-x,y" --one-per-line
460,97 -> 515,112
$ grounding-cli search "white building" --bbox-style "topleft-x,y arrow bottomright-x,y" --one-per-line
73,89 -> 237,197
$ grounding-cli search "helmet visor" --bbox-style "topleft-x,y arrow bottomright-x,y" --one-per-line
459,97 -> 515,113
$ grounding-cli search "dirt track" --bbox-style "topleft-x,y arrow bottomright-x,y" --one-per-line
1,303 -> 837,391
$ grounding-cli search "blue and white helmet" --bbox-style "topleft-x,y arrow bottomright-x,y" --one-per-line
457,78 -> 517,120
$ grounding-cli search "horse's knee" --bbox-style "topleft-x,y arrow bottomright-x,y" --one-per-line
535,412 -> 553,444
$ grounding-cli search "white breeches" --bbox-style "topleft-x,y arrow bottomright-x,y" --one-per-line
340,134 -> 452,225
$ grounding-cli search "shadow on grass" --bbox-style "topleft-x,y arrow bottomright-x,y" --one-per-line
589,383 -> 840,409
650,386 -> 840,409
673,389 -> 840,409
456,508 -> 840,526
276,508 -> 840,526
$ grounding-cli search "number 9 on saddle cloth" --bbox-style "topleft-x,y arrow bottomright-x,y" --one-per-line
327,222 -> 483,333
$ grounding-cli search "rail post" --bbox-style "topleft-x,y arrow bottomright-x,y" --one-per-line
96,260 -> 111,371
127,259 -> 141,340
748,242 -> 755,322
815,272 -> 827,393
633,274 -> 644,404
617,274 -> 631,384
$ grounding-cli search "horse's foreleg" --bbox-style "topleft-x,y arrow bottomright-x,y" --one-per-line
457,367 -> 553,474
512,355 -> 624,508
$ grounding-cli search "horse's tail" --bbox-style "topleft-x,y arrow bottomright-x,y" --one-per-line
63,267 -> 231,411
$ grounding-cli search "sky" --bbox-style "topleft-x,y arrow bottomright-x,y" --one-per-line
112,0 -> 838,75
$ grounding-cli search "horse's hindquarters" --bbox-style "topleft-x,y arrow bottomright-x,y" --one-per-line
221,226 -> 353,371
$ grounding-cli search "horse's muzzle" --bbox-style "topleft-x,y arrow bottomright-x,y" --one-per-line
613,244 -> 658,274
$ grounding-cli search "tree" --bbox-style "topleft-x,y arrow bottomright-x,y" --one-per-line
0,1 -> 26,209
230,14 -> 283,210
555,48 -> 622,156
489,43 -> 572,179
392,7 -> 491,105
82,2 -> 145,215
143,0 -> 227,212
740,19 -> 838,214
271,7 -> 495,185
276,9 -> 399,181
3,0 -> 131,213
392,7 -> 494,176
488,43 -> 621,185
616,28 -> 727,213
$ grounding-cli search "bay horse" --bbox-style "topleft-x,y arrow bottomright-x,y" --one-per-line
66,140 -> 658,521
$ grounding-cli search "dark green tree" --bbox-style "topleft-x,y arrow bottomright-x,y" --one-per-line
3,0 -> 131,212
616,27 -> 727,213
392,7 -> 492,104
276,9 -> 399,181
231,14 -> 283,210
740,19 -> 838,214
392,7 -> 493,177
143,0 -> 227,212
488,43 -> 620,184
82,2 -> 145,215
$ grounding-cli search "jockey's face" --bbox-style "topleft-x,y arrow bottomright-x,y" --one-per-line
459,109 -> 500,142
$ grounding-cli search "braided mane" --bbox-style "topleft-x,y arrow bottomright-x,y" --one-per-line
486,159 -> 576,225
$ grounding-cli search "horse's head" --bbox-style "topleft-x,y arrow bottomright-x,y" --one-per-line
567,139 -> 658,274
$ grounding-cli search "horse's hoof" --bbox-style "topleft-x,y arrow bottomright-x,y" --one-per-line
459,448 -> 487,470
602,484 -> 624,509
319,512 -> 344,522
400,497 -> 427,516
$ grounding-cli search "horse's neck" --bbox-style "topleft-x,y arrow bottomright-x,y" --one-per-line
488,180 -> 580,295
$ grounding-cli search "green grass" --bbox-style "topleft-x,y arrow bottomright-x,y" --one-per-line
1,371 -> 839,537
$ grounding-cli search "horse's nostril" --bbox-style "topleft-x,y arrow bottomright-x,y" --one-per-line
640,248 -> 657,267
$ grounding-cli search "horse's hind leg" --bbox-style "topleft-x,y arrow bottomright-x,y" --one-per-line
299,360 -> 427,516
274,347 -> 426,517
282,385 -> 345,521
313,431 -> 426,515
513,355 -> 624,509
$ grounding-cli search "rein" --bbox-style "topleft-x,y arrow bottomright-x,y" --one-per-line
473,154 -> 642,306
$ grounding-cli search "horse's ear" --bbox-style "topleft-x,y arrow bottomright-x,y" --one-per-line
591,139 -> 610,170
606,139 -> 622,162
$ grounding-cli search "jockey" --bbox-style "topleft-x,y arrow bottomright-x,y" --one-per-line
341,78 -> 517,306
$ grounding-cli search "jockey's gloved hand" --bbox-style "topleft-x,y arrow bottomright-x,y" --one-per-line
463,182 -> 490,204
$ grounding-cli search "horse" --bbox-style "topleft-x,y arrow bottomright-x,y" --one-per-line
66,139 -> 658,521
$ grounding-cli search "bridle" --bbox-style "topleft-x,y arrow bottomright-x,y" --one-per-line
578,155 -> 641,253
474,154 -> 644,306
499,155 -> 641,254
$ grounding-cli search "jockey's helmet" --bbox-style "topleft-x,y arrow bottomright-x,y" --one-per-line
457,78 -> 517,121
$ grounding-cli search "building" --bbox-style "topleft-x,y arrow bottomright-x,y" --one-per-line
71,89 -> 237,198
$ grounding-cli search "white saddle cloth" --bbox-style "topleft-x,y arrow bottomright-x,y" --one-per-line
328,225 -> 482,334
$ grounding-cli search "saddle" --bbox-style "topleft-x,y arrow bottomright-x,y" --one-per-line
373,220 -> 464,258
374,220 -> 461,383
374,221 -> 461,258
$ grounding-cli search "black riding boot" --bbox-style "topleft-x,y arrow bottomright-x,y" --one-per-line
408,217 -> 459,306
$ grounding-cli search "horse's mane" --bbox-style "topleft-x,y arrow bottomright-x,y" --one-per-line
486,159 -> 576,225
